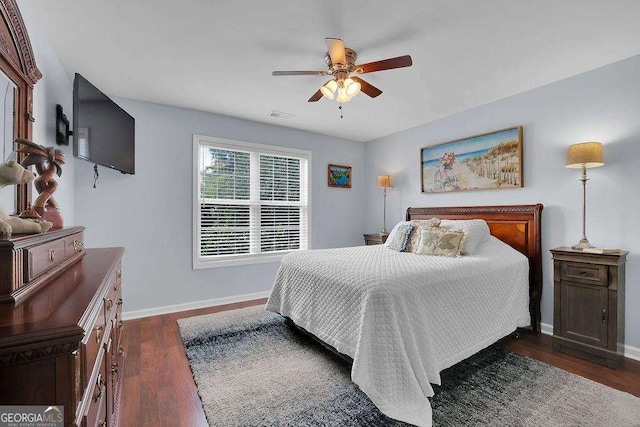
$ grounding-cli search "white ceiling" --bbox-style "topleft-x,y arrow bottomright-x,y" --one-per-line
28,0 -> 640,142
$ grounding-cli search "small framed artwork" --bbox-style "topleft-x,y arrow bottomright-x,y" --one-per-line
327,164 -> 352,188
421,126 -> 523,193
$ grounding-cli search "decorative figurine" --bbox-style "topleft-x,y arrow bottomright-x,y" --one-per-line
16,139 -> 65,228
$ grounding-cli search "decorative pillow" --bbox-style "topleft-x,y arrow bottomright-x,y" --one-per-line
405,218 -> 441,252
439,219 -> 490,255
415,228 -> 467,257
385,223 -> 413,252
384,221 -> 411,248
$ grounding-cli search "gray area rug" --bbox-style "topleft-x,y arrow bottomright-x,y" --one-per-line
178,305 -> 640,426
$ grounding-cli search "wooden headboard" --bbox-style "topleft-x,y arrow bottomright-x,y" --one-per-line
406,204 -> 543,333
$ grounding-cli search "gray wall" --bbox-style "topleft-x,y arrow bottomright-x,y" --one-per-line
73,98 -> 365,313
364,55 -> 640,348
21,2 -> 75,224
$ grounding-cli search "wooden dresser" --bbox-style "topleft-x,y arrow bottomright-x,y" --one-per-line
551,247 -> 627,368
0,247 -> 125,426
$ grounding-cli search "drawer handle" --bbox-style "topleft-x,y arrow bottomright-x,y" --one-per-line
106,299 -> 113,311
118,344 -> 125,356
578,271 -> 588,275
48,249 -> 55,263
116,270 -> 121,279
94,374 -> 105,402
117,298 -> 123,306
95,326 -> 103,343
99,422 -> 107,427
602,309 -> 607,323
111,362 -> 118,375
113,280 -> 119,292
73,239 -> 84,251
119,320 -> 124,330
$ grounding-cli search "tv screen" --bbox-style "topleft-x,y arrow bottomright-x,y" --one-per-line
73,73 -> 135,174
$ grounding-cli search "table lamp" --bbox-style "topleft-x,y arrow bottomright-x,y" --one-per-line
565,142 -> 604,249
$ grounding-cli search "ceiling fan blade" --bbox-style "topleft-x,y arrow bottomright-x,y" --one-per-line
352,77 -> 383,98
325,37 -> 346,65
356,55 -> 413,74
272,70 -> 327,76
308,89 -> 323,102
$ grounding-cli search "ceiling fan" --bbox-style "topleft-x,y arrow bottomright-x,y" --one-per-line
272,38 -> 413,103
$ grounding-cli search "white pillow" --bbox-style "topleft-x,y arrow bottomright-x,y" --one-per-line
384,221 -> 411,248
439,219 -> 490,255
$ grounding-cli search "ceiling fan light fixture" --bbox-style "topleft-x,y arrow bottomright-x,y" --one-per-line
273,37 -> 412,105
320,79 -> 338,99
336,87 -> 352,103
344,78 -> 361,97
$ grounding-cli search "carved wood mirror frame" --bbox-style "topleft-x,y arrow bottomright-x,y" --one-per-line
0,0 -> 41,214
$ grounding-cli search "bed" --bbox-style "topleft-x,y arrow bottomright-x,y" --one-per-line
265,204 -> 543,426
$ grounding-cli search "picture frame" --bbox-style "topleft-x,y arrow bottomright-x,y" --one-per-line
421,126 -> 523,194
327,164 -> 352,188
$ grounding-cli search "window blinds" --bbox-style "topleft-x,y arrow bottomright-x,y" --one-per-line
197,144 -> 309,261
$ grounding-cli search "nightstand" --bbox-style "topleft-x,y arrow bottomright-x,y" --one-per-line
364,233 -> 388,245
550,247 -> 628,368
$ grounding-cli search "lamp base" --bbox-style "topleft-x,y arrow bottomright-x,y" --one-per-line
572,238 -> 595,250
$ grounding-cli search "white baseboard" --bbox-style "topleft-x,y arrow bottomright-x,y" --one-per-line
540,322 -> 553,336
122,290 -> 271,321
539,322 -> 640,362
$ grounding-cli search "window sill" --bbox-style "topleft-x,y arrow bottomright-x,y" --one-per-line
193,252 -> 294,269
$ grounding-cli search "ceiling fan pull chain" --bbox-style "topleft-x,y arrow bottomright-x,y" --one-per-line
339,104 -> 343,119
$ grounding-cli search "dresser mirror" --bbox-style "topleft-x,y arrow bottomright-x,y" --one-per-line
0,0 -> 42,215
0,70 -> 16,212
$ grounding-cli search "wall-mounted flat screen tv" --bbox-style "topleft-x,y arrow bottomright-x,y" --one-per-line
73,73 -> 135,174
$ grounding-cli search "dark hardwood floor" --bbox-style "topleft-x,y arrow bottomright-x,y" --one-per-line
119,299 -> 640,426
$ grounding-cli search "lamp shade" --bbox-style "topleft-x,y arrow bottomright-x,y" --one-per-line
344,78 -> 361,97
566,142 -> 604,169
336,87 -> 352,103
320,80 -> 338,99
376,175 -> 393,188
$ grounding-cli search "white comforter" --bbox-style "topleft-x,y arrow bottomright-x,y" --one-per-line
265,236 -> 530,426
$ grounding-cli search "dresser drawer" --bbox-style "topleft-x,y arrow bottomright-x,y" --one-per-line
561,261 -> 608,285
104,265 -> 121,318
104,293 -> 117,323
1,226 -> 85,303
25,238 -> 66,281
84,303 -> 107,388
64,231 -> 85,258
84,356 -> 107,427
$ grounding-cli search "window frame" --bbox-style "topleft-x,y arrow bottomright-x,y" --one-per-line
193,134 -> 312,269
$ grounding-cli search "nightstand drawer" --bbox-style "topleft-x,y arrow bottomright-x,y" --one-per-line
561,262 -> 607,285
364,233 -> 388,245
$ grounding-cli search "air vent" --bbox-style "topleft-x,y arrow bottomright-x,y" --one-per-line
268,110 -> 295,120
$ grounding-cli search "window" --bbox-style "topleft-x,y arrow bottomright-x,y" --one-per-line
193,135 -> 311,268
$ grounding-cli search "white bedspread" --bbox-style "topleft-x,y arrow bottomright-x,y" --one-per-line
265,236 -> 530,426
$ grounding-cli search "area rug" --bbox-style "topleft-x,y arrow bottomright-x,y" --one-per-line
178,305 -> 640,426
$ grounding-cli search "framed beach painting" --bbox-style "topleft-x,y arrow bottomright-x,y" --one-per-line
327,164 -> 352,188
421,126 -> 523,193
